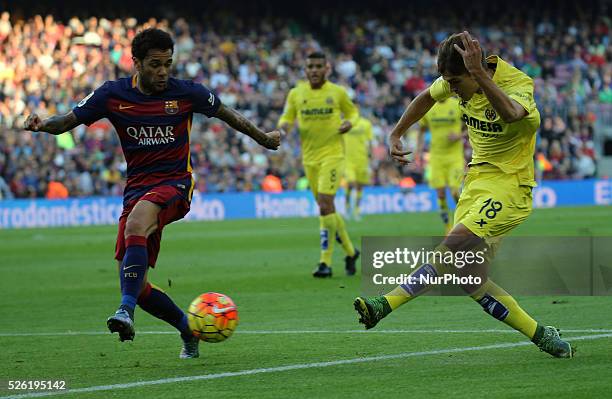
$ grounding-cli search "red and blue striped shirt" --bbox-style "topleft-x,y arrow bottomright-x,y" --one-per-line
72,76 -> 221,205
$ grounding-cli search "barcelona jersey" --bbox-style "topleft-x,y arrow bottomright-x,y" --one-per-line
72,76 -> 221,205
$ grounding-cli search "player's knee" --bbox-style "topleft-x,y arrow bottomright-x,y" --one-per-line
317,196 -> 335,215
443,224 -> 483,252
124,216 -> 149,237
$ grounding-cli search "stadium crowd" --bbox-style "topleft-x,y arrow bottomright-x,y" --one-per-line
0,2 -> 610,199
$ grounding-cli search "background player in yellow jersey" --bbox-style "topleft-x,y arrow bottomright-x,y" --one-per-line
278,52 -> 360,278
354,32 -> 574,358
416,97 -> 465,232
344,112 -> 373,221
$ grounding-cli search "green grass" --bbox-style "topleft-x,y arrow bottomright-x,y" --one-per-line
1,206 -> 611,398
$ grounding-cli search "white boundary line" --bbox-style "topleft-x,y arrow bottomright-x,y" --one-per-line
1,333 -> 611,399
1,328 -> 612,337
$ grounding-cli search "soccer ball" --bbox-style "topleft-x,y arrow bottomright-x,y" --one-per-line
187,292 -> 238,343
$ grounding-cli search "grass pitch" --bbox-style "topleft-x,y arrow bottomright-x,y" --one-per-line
1,206 -> 611,398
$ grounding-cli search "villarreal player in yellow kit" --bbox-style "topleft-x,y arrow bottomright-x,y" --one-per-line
278,52 -> 360,278
354,32 -> 574,358
417,97 -> 465,231
344,114 -> 373,221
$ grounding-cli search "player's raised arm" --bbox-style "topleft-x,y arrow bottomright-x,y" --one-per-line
215,104 -> 280,150
23,111 -> 79,135
453,31 -> 527,123
389,88 -> 436,165
27,81 -> 111,135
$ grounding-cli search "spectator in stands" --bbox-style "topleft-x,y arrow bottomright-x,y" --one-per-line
0,3 -> 609,199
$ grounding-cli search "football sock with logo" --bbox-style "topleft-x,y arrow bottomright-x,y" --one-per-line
334,213 -> 355,256
470,279 -> 538,339
383,244 -> 451,310
119,235 -> 148,319
319,213 -> 337,265
137,283 -> 192,339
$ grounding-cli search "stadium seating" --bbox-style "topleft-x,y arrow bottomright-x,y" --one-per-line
0,4 -> 609,198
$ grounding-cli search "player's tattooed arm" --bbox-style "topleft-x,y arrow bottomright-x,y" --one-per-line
215,104 -> 280,150
23,111 -> 80,135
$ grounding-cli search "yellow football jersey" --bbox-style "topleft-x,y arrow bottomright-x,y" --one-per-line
278,81 -> 358,163
419,97 -> 463,162
344,116 -> 373,165
429,56 -> 540,187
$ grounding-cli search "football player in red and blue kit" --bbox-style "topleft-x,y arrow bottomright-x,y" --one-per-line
23,28 -> 280,359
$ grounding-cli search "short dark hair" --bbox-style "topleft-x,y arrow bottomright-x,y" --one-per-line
131,28 -> 174,60
437,33 -> 487,76
307,51 -> 326,60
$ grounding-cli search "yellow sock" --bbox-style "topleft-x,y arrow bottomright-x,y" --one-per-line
319,213 -> 337,265
334,213 -> 355,256
383,245 -> 452,310
384,286 -> 416,310
470,280 -> 538,339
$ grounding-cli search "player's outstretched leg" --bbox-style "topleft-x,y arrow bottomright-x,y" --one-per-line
532,326 -> 575,358
137,282 -> 200,358
179,335 -> 200,359
470,279 -> 574,358
109,201 -> 164,341
354,259 -> 443,328
353,295 -> 392,329
107,308 -> 135,342
108,234 -> 148,341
